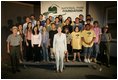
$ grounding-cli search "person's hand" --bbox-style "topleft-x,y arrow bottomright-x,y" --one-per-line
38,45 -> 40,47
7,50 -> 10,54
26,43 -> 29,46
32,45 -> 34,48
20,48 -> 23,53
64,51 -> 67,54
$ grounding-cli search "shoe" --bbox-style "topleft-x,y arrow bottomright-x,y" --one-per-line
66,59 -> 70,62
93,58 -> 97,63
73,59 -> 76,62
84,59 -> 88,63
60,70 -> 63,73
87,59 -> 91,63
78,59 -> 82,62
99,67 -> 102,71
56,70 -> 59,73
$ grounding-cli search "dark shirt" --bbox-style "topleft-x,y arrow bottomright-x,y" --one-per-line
62,24 -> 73,33
49,30 -> 58,47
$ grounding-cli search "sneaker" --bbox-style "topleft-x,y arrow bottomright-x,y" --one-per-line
84,59 -> 87,62
78,59 -> 82,62
87,59 -> 91,63
93,58 -> 97,63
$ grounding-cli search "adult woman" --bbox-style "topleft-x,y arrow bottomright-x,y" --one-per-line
53,27 -> 67,73
42,27 -> 49,62
25,22 -> 33,61
31,26 -> 42,63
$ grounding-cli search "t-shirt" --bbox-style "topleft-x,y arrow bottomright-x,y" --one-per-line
81,30 -> 96,47
93,27 -> 102,43
71,31 -> 82,49
49,30 -> 58,47
7,34 -> 23,46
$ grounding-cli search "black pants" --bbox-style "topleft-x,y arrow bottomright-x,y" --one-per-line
26,40 -> 33,61
33,45 -> 41,62
10,46 -> 20,72
99,42 -> 110,65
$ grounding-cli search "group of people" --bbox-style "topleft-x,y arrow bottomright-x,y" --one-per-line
7,14 -> 112,73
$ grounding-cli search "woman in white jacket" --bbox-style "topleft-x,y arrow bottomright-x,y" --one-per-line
53,27 -> 67,73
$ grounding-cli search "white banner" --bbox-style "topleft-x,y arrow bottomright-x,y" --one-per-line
41,1 -> 86,21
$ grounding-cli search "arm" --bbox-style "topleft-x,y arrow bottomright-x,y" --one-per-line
7,42 -> 10,54
31,34 -> 34,47
53,35 -> 56,54
64,34 -> 67,53
38,33 -> 42,47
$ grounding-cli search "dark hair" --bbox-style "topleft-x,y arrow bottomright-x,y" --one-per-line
86,19 -> 91,22
26,22 -> 32,30
93,21 -> 99,25
32,26 -> 39,35
102,26 -> 109,33
64,27 -> 70,34
74,26 -> 79,32
46,18 -> 51,23
86,14 -> 91,17
30,14 -> 35,17
67,17 -> 72,24
51,22 -> 55,26
79,14 -> 83,17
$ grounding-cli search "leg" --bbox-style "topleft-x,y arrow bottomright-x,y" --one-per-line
55,51 -> 59,71
73,52 -> 76,61
42,44 -> 46,61
77,52 -> 81,62
60,51 -> 64,72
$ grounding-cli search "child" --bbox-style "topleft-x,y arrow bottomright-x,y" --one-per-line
81,24 -> 96,63
71,26 -> 82,62
64,28 -> 72,62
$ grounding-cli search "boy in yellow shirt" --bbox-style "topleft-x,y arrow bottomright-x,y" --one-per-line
81,24 -> 96,63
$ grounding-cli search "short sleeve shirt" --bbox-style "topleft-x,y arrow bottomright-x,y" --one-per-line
81,30 -> 96,47
7,34 -> 23,46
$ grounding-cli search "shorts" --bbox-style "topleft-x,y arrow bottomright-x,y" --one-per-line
83,47 -> 92,56
73,49 -> 81,53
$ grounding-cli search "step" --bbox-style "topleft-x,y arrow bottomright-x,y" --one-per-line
21,61 -> 96,67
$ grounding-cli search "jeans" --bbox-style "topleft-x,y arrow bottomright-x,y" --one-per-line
83,47 -> 92,57
91,43 -> 100,58
42,43 -> 49,61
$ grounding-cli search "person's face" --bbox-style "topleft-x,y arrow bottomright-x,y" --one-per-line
59,16 -> 62,19
75,27 -> 79,32
34,27 -> 38,32
18,25 -> 23,30
104,28 -> 108,33
94,23 -> 98,27
37,21 -> 40,25
86,25 -> 90,30
26,17 -> 30,22
75,19 -> 79,24
86,16 -> 91,19
40,15 -> 43,20
57,27 -> 62,33
79,15 -> 83,20
31,16 -> 35,20
65,20 -> 69,24
49,16 -> 52,20
86,20 -> 91,24
46,19 -> 50,24
28,23 -> 32,28
12,28 -> 18,34
43,27 -> 46,32
51,24 -> 55,29
67,18 -> 71,21
55,18 -> 59,22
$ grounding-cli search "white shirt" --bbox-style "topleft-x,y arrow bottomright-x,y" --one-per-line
31,33 -> 42,46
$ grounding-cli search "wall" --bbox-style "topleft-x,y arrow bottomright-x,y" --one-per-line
88,1 -> 117,57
